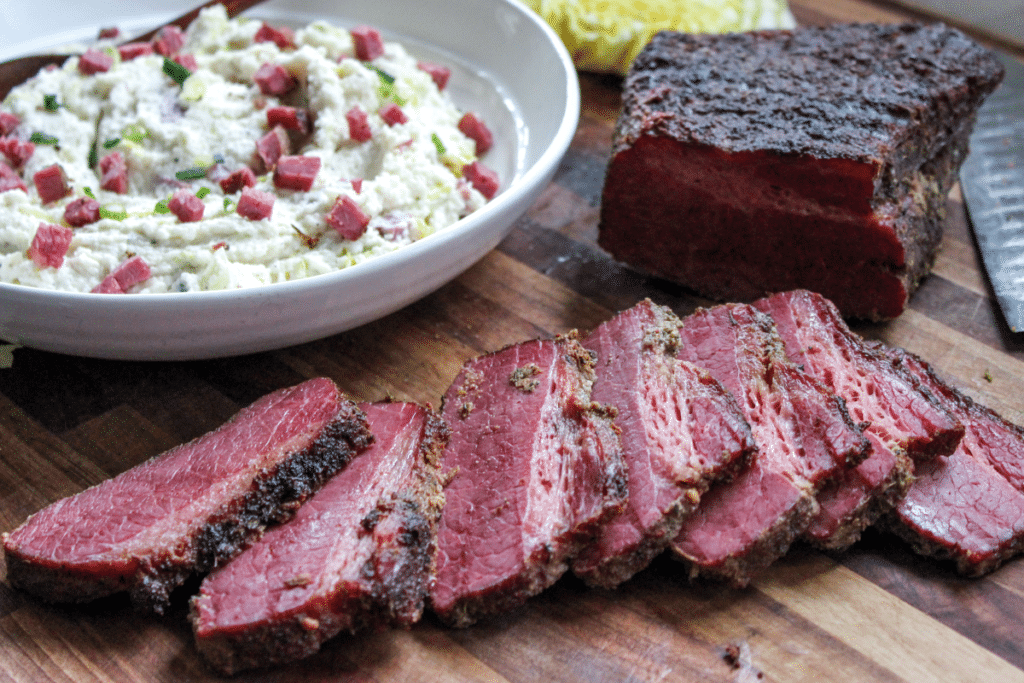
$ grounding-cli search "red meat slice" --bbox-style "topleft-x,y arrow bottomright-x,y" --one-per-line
191,401 -> 447,675
345,106 -> 371,142
28,222 -> 73,268
91,255 -> 152,294
3,379 -> 372,613
168,189 -> 205,222
571,300 -> 755,588
462,161 -> 499,199
325,195 -> 369,240
63,197 -> 101,227
431,333 -> 627,627
273,155 -> 320,191
458,112 -> 493,155
33,164 -> 71,204
78,48 -> 113,75
351,25 -> 384,61
754,289 -> 963,550
99,151 -> 128,194
254,63 -> 296,96
236,187 -> 275,221
670,303 -> 869,586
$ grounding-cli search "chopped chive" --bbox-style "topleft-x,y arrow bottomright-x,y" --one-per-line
99,205 -> 128,221
154,198 -> 170,214
368,65 -> 395,84
121,123 -> 148,143
431,133 -> 446,156
43,94 -> 60,111
175,167 -> 207,181
162,57 -> 192,85
88,144 -> 98,168
83,187 -> 96,199
102,137 -> 121,149
29,132 -> 58,146
223,197 -> 235,211
196,187 -> 210,199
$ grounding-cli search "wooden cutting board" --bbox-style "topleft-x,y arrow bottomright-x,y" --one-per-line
4,1 -> 1024,681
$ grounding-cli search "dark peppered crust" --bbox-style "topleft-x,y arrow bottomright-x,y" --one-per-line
4,398 -> 372,615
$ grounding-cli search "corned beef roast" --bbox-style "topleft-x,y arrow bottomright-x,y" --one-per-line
191,401 -> 447,675
431,333 -> 627,626
3,378 -> 371,614
755,289 -> 964,550
571,300 -> 755,588
878,346 -> 1024,576
598,23 -> 1004,320
670,303 -> 869,586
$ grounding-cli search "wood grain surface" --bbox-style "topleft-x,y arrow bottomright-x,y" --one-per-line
3,1 -> 1024,681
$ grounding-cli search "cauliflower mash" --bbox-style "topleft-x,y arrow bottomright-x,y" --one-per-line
0,7 -> 495,293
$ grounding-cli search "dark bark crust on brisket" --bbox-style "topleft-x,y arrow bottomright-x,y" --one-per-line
598,23 -> 1004,320
3,383 -> 373,615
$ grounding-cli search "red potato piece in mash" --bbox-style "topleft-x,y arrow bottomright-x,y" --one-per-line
29,223 -> 73,268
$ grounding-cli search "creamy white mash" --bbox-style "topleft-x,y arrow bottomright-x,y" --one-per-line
0,7 -> 490,292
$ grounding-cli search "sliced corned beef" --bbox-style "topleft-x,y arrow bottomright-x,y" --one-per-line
267,106 -> 311,134
878,346 -> 1024,575
754,289 -> 963,550
2,379 -> 372,614
0,111 -> 19,136
379,103 -> 407,127
571,300 -> 755,588
346,106 -> 372,142
670,303 -> 869,586
256,126 -> 290,170
431,332 -> 627,626
191,401 -> 447,675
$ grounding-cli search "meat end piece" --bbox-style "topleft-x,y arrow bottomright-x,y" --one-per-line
670,303 -> 869,587
2,379 -> 372,614
351,25 -> 385,61
878,346 -> 1024,576
571,300 -> 755,588
236,187 -> 275,221
458,112 -> 493,155
754,289 -> 963,550
598,24 -> 1004,321
191,401 -> 447,675
431,332 -> 627,627
33,164 -> 71,204
28,222 -> 73,269
168,189 -> 205,223
78,48 -> 113,75
91,255 -> 151,294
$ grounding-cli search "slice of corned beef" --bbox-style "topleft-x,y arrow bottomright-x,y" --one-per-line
571,300 -> 755,588
191,401 -> 447,675
877,346 -> 1024,576
2,379 -> 372,614
670,303 -> 869,586
754,289 -> 964,550
431,332 -> 627,627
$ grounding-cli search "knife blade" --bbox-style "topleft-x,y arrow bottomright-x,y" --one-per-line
960,52 -> 1024,332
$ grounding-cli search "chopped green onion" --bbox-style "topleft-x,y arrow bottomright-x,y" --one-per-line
43,94 -> 60,111
29,132 -> 58,146
175,167 -> 207,181
162,57 -> 192,85
154,198 -> 170,214
196,187 -> 211,199
223,197 -> 235,212
83,187 -> 96,199
368,65 -> 395,84
121,123 -> 148,144
102,137 -> 121,149
88,145 -> 98,169
99,205 -> 128,221
431,133 -> 446,156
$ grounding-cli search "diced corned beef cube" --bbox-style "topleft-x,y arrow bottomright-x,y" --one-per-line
91,255 -> 152,293
0,112 -> 20,136
266,106 -> 311,134
28,222 -> 73,268
99,151 -> 128,194
78,48 -> 113,75
118,42 -> 154,61
273,155 -> 321,191
458,112 -> 493,155
173,53 -> 199,73
168,189 -> 205,222
253,63 -> 296,96
256,126 -> 290,169
346,106 -> 371,142
417,61 -> 451,90
254,22 -> 296,49
236,187 -> 275,221
0,136 -> 34,168
97,26 -> 120,40
325,195 -> 369,240
0,163 -> 26,193
153,25 -> 185,56
462,161 -> 499,199
63,197 -> 101,227
219,167 -> 256,194
350,25 -> 384,60
351,178 -> 363,194
379,103 -> 407,126
33,164 -> 71,204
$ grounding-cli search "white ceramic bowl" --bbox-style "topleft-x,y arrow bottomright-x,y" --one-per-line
0,0 -> 579,360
